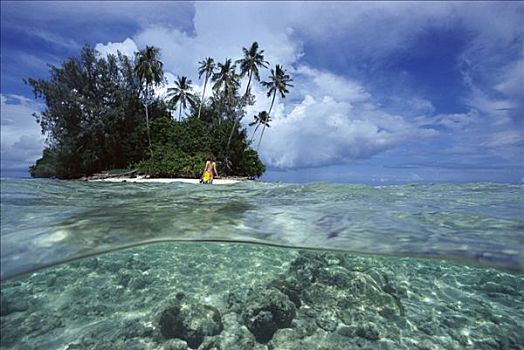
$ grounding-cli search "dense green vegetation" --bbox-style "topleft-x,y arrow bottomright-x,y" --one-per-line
27,42 -> 292,179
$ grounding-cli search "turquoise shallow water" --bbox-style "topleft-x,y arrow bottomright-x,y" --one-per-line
1,179 -> 523,349
1,179 -> 523,278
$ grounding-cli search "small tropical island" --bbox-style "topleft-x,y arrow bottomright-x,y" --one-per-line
26,42 -> 293,181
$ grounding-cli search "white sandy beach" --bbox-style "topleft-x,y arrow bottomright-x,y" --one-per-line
90,175 -> 244,185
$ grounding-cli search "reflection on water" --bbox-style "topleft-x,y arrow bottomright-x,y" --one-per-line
1,243 -> 523,349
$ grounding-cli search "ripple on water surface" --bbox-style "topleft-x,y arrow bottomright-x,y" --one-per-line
1,179 -> 523,279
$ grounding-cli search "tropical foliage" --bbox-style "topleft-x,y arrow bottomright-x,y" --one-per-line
166,76 -> 196,121
27,42 -> 292,180
229,42 -> 268,151
197,57 -> 215,119
134,46 -> 164,152
257,64 -> 294,149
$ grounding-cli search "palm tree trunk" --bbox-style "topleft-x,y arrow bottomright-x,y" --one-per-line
226,70 -> 253,153
268,90 -> 276,116
226,119 -> 238,153
244,71 -> 253,99
249,123 -> 261,144
179,106 -> 182,121
145,103 -> 152,150
257,124 -> 266,150
198,75 -> 209,119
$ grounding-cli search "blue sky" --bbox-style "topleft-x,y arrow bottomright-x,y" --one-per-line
1,1 -> 523,183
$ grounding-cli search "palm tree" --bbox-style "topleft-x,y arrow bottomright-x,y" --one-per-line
212,59 -> 240,98
134,46 -> 164,152
166,76 -> 196,121
249,111 -> 270,144
236,42 -> 269,100
226,42 -> 269,152
197,57 -> 215,119
257,64 -> 293,149
212,59 -> 240,124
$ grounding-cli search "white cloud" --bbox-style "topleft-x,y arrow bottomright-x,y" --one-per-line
481,130 -> 524,161
287,2 -> 457,58
256,72 -> 437,168
247,66 -> 438,168
432,110 -> 478,131
1,95 -> 45,172
465,87 -> 518,126
295,65 -> 370,103
95,38 -> 138,58
494,59 -> 524,100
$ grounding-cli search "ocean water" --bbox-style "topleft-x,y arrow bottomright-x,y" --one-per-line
1,178 -> 523,349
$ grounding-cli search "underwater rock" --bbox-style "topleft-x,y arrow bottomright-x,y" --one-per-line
121,318 -> 154,339
23,311 -> 64,336
225,289 -> 249,314
117,269 -> 134,287
80,257 -> 99,269
126,255 -> 150,271
268,278 -> 302,308
211,311 -> 257,350
215,322 -> 256,349
289,252 -> 342,287
314,265 -> 353,288
355,322 -> 380,341
128,274 -> 149,290
161,338 -> 189,350
0,294 -> 29,316
242,288 -> 297,343
159,303 -> 223,349
268,328 -> 302,350
315,309 -> 338,332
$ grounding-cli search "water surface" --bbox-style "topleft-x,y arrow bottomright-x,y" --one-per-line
1,179 -> 523,279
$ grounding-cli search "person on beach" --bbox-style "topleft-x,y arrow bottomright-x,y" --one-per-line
200,155 -> 218,184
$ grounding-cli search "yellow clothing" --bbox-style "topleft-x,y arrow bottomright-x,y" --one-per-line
202,171 -> 212,184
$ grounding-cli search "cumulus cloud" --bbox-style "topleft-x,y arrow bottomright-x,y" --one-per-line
257,67 -> 437,168
95,38 -> 138,58
1,95 -> 45,174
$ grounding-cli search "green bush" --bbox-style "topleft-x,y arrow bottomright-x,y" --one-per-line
29,148 -> 59,178
137,115 -> 264,178
137,146 -> 208,178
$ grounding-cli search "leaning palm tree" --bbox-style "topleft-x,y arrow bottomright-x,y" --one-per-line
249,111 -> 270,144
134,46 -> 164,152
197,57 -> 215,119
226,42 -> 269,151
166,76 -> 196,121
257,64 -> 293,149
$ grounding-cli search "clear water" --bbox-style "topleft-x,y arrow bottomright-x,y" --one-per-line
1,179 -> 523,349
1,179 -> 523,278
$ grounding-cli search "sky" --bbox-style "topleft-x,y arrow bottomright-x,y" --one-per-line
1,1 -> 523,184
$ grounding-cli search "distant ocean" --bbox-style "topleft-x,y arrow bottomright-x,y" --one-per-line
1,178 -> 523,349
